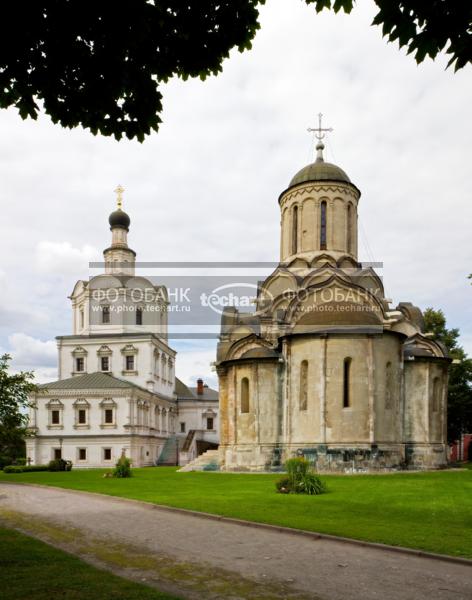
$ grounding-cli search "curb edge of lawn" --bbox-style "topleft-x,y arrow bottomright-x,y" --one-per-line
1,480 -> 471,567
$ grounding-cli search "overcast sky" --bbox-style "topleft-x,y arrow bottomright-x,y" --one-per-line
1,0 -> 471,388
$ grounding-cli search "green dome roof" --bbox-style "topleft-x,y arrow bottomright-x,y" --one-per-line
289,160 -> 351,187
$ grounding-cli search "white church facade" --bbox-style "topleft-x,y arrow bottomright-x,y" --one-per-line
26,193 -> 218,468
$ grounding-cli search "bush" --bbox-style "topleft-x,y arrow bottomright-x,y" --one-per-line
276,457 -> 326,496
113,454 -> 132,478
3,465 -> 23,473
275,476 -> 291,494
3,464 -> 49,473
286,457 -> 310,479
295,472 -> 326,495
203,461 -> 219,471
48,459 -> 73,472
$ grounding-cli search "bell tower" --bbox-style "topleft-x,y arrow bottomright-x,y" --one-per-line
103,185 -> 136,275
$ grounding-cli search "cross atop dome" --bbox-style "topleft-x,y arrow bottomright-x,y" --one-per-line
114,184 -> 125,209
307,113 -> 333,162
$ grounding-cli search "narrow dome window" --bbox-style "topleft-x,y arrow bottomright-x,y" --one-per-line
347,203 -> 353,254
320,201 -> 327,250
291,205 -> 298,254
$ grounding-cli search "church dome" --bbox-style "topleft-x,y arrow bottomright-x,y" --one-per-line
109,209 -> 130,230
288,139 -> 352,188
289,160 -> 351,187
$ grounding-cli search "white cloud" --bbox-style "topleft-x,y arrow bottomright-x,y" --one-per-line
36,241 -> 99,276
8,333 -> 57,368
0,0 -> 470,368
175,345 -> 218,389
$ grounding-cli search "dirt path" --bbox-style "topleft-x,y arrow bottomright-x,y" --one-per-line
0,483 -> 470,600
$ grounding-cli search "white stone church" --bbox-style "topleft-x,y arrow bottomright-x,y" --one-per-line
217,127 -> 450,472
26,195 -> 218,468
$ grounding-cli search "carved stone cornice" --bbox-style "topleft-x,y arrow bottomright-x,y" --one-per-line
280,183 -> 359,204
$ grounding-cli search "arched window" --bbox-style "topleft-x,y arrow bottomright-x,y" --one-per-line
432,377 -> 441,412
347,203 -> 353,254
320,201 -> 327,250
385,362 -> 393,409
136,307 -> 143,325
299,360 -> 308,410
291,205 -> 298,254
343,358 -> 351,408
241,377 -> 250,413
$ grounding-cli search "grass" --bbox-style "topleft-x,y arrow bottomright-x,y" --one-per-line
1,466 -> 471,558
0,526 -> 179,600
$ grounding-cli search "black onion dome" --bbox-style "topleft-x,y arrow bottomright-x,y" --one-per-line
109,209 -> 130,230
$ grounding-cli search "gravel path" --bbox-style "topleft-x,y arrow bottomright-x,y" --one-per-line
0,483 -> 470,600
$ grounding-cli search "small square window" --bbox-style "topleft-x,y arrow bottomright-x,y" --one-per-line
180,422 -> 186,433
78,409 -> 87,424
125,355 -> 135,371
104,408 -> 114,424
102,305 -> 110,324
78,448 -> 87,461
103,448 -> 112,461
51,410 -> 60,425
76,357 -> 84,372
101,356 -> 109,371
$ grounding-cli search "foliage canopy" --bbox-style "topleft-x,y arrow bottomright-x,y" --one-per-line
1,1 -> 470,140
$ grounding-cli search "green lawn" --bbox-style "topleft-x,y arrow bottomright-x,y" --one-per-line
0,526 -> 179,600
1,467 -> 471,558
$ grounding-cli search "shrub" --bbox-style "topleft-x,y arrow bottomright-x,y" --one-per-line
48,459 -> 73,472
3,465 -> 23,473
203,461 -> 219,471
3,464 -> 49,473
24,464 -> 50,472
275,476 -> 291,493
113,454 -> 132,478
276,457 -> 326,496
286,457 -> 310,480
295,472 -> 326,495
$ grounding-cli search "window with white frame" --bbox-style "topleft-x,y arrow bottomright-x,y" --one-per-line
103,448 -> 112,461
72,347 -> 87,374
97,345 -> 112,373
100,398 -> 117,428
121,345 -> 138,374
77,448 -> 87,461
47,399 -> 64,429
73,399 -> 90,429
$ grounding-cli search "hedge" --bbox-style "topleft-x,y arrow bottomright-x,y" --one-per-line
3,464 -> 49,473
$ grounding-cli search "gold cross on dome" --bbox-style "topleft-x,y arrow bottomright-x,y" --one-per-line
307,113 -> 333,141
114,184 -> 124,209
